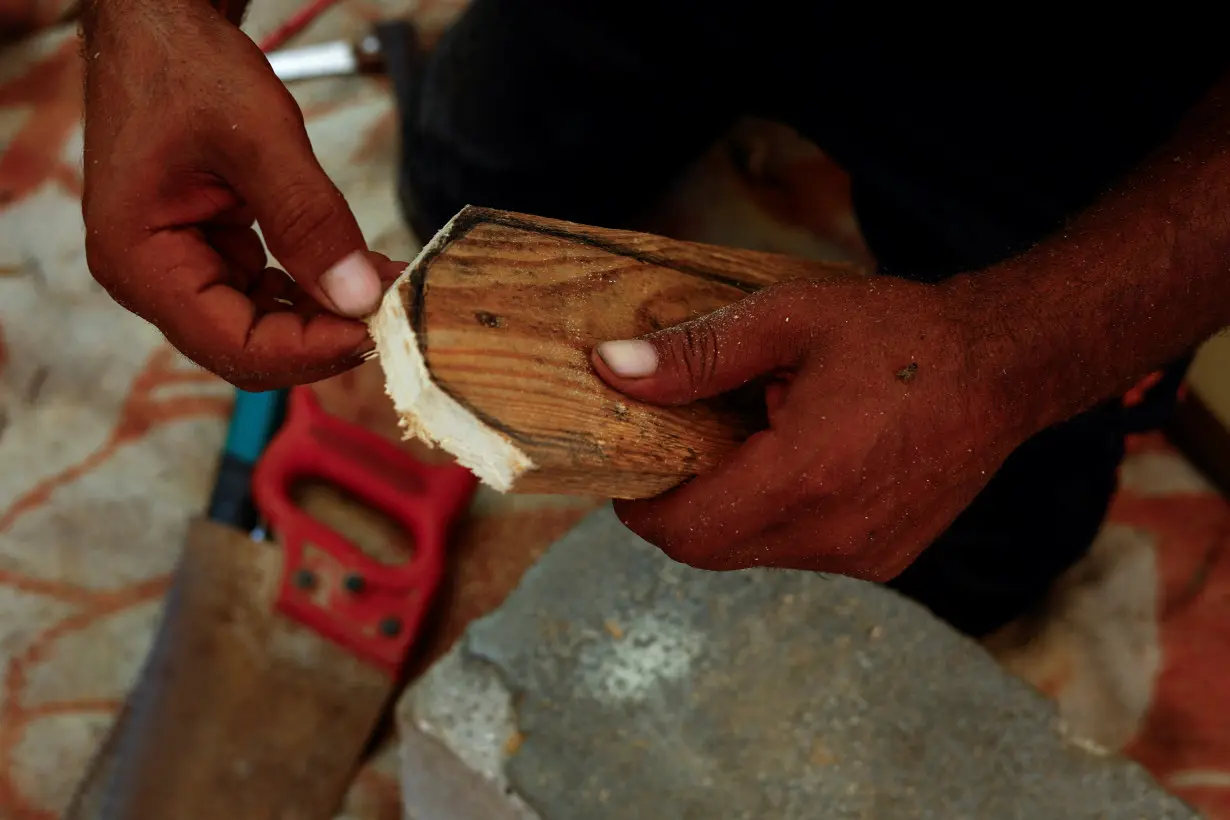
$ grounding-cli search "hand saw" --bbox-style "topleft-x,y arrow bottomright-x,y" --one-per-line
64,385 -> 483,819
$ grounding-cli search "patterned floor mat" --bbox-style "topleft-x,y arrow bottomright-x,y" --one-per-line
0,3 -> 1227,817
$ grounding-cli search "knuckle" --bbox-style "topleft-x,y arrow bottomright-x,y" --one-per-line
267,81 -> 309,128
269,181 -> 346,251
758,281 -> 817,347
674,319 -> 721,390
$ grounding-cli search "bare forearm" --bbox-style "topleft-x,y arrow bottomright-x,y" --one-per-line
961,70 -> 1230,438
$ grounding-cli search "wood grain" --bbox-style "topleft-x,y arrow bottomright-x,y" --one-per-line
396,207 -> 864,499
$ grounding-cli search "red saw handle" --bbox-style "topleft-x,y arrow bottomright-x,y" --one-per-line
252,386 -> 478,676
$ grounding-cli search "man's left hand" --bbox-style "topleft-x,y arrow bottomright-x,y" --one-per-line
591,275 -> 1031,581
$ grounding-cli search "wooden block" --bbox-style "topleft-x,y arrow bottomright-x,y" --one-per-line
369,206 -> 863,499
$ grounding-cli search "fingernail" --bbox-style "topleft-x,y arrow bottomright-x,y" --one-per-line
597,340 -> 658,378
321,251 -> 383,317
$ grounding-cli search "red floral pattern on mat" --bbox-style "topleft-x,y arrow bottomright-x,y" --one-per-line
0,34 -> 82,207
0,349 -> 228,533
1116,436 -> 1230,815
0,349 -> 230,818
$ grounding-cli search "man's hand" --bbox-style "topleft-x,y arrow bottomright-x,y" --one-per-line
82,1 -> 398,390
591,276 -> 1030,580
596,64 -> 1230,580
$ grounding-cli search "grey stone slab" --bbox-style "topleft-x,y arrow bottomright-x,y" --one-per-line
403,506 -> 1195,820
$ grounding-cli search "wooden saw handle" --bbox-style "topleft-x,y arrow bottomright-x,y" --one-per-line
370,207 -> 864,499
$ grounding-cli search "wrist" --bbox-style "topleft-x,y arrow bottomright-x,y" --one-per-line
940,270 -> 1077,444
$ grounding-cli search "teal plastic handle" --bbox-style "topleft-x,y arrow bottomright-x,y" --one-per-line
223,389 -> 289,465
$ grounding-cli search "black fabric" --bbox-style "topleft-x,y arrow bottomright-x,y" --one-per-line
398,0 -> 1226,636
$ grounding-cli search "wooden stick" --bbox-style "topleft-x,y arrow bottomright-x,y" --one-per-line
368,207 -> 864,499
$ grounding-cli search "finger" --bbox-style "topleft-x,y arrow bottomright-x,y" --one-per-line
614,423 -> 806,564
219,109 -> 386,320
685,518 -> 823,572
205,224 -> 267,278
245,266 -> 313,315
613,367 -> 840,566
714,478 -> 978,580
591,284 -> 807,406
126,229 -> 372,389
700,521 -> 874,575
243,255 -> 405,316
764,373 -> 793,422
673,512 -> 888,577
370,252 -> 408,285
207,205 -> 258,229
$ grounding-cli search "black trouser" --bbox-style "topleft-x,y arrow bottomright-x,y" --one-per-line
397,0 -> 1225,636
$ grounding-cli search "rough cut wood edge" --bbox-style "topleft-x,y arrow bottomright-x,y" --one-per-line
367,210 -> 535,493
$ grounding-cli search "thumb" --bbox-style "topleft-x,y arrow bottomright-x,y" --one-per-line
592,289 -> 804,405
230,129 -> 383,319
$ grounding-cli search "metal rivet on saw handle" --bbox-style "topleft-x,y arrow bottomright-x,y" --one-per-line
378,617 -> 402,637
293,569 -> 317,590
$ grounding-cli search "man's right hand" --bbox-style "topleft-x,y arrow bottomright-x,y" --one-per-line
82,0 -> 400,390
